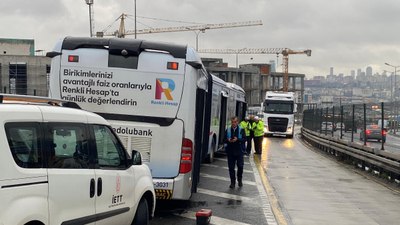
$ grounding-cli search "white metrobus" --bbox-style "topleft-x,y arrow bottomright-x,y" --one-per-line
47,37 -> 246,200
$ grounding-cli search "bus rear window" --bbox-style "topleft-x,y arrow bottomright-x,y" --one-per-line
108,54 -> 138,69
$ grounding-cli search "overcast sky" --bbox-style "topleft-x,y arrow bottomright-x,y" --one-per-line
2,0 -> 400,78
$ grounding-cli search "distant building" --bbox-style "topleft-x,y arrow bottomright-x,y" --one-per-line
0,38 -> 50,96
366,66 -> 372,76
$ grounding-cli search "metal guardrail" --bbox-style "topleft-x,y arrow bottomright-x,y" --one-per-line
301,127 -> 400,179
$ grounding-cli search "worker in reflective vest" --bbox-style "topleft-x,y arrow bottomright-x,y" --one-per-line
240,116 -> 251,155
252,116 -> 264,154
225,116 -> 246,188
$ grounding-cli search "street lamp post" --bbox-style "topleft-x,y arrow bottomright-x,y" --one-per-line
385,62 -> 400,133
134,0 -> 137,39
85,0 -> 94,37
194,29 -> 205,51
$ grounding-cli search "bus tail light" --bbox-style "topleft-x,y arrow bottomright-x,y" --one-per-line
365,130 -> 371,135
179,138 -> 193,174
167,62 -> 179,70
68,55 -> 79,62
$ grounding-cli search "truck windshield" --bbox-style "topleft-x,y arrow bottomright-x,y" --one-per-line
263,100 -> 293,114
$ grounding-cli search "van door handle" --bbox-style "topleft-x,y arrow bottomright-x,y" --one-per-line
90,178 -> 95,198
97,178 -> 102,196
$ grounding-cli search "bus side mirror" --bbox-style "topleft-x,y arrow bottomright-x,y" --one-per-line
131,150 -> 142,165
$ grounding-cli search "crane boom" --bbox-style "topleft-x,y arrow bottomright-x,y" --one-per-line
126,20 -> 263,35
198,48 -> 285,54
98,16 -> 262,38
198,48 -> 311,92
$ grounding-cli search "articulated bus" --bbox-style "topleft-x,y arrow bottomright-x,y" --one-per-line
47,37 -> 246,200
207,77 -> 246,162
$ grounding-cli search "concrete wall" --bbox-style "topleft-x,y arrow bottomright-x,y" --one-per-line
0,38 -> 35,56
0,55 -> 50,96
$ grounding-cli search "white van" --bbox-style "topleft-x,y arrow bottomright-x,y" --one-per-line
0,94 -> 155,225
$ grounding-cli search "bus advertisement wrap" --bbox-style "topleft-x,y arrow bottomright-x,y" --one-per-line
60,67 -> 182,118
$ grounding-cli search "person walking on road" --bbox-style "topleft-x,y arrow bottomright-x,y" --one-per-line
252,116 -> 264,154
225,116 -> 246,188
240,116 -> 251,155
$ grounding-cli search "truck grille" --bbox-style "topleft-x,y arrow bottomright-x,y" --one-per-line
268,117 -> 289,132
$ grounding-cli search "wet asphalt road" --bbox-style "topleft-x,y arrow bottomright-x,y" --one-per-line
261,133 -> 400,225
150,153 -> 272,225
149,130 -> 400,225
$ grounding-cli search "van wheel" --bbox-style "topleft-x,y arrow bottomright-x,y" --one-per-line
132,198 -> 149,225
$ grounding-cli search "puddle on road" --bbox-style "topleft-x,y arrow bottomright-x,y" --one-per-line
215,199 -> 243,206
337,178 -> 354,183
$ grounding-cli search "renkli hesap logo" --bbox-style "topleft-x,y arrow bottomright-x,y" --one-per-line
155,78 -> 175,100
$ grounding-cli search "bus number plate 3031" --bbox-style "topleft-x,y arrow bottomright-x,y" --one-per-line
154,181 -> 173,199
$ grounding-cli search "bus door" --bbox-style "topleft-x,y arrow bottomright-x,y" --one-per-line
201,73 -> 213,162
192,70 -> 210,193
218,91 -> 228,148
236,101 -> 246,121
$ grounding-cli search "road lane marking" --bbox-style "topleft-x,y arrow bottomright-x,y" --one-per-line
214,157 -> 251,165
197,188 -> 252,201
200,173 -> 257,186
252,155 -> 285,225
202,163 -> 254,173
176,211 -> 251,225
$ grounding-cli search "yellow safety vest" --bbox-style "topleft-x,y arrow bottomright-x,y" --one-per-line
239,121 -> 251,136
252,121 -> 264,137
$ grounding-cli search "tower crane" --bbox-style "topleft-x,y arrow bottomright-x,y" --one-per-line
96,13 -> 263,39
198,48 -> 311,92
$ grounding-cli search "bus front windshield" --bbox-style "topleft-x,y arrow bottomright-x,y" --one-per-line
264,100 -> 293,114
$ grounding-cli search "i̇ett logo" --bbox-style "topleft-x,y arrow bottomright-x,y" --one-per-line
155,78 -> 175,100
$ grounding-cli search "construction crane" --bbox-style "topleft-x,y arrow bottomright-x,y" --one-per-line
198,48 -> 311,92
96,13 -> 263,40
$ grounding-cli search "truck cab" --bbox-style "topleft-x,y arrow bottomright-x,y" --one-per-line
262,91 -> 295,138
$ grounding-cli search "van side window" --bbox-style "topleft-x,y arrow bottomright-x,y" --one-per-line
47,123 -> 89,169
93,125 -> 126,168
5,123 -> 42,168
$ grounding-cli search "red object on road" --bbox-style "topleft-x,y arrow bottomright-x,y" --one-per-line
196,209 -> 212,225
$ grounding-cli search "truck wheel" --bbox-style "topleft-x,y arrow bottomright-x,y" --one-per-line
132,198 -> 149,225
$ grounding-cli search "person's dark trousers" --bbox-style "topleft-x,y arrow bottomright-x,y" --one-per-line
254,136 -> 263,154
227,153 -> 244,186
246,136 -> 252,154
241,140 -> 246,154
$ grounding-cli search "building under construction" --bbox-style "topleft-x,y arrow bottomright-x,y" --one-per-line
202,58 -> 305,107
0,38 -> 50,96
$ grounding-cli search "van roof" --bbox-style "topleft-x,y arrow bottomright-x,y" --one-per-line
0,95 -> 107,125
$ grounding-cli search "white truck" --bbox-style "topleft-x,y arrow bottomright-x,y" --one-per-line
262,91 -> 296,138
